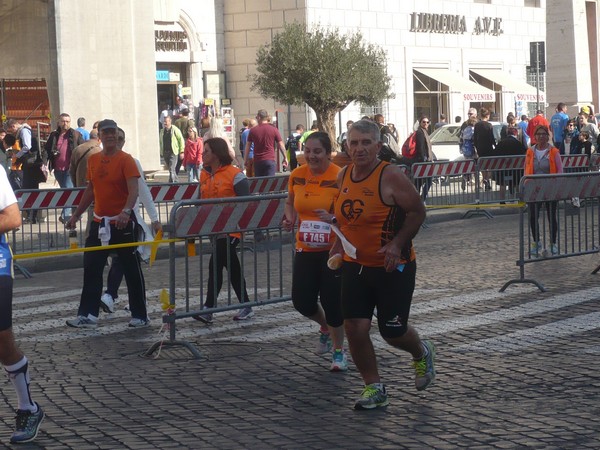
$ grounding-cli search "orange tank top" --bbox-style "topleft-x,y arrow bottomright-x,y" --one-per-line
334,161 -> 415,267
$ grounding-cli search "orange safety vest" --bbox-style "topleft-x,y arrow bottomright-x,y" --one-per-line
524,146 -> 560,175
199,164 -> 245,238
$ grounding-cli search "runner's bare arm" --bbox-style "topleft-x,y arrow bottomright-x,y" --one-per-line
380,165 -> 425,253
0,203 -> 21,234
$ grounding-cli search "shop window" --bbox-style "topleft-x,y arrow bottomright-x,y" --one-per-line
524,0 -> 541,6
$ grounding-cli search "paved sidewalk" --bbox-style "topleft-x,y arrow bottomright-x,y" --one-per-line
2,212 -> 600,448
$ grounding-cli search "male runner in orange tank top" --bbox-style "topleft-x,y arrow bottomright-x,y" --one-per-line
331,119 -> 436,410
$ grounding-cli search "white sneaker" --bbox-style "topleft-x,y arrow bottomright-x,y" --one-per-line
330,350 -> 349,372
100,293 -> 115,314
529,241 -> 542,258
66,315 -> 98,329
550,243 -> 559,255
128,318 -> 150,328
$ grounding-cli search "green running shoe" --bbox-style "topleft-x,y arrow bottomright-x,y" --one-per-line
413,339 -> 436,391
354,384 -> 388,410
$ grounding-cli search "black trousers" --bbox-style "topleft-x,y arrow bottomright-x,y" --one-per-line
528,201 -> 558,244
77,220 -> 147,320
205,237 -> 249,308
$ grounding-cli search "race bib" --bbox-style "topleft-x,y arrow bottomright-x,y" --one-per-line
298,220 -> 331,248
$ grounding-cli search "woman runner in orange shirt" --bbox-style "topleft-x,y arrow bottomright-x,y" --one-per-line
282,132 -> 347,372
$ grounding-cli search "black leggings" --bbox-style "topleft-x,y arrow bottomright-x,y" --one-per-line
205,237 -> 249,308
528,201 -> 558,244
291,251 -> 343,328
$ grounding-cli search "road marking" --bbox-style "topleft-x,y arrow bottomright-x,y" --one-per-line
418,286 -> 600,336
17,284 -> 597,352
454,312 -> 600,353
176,287 -> 538,345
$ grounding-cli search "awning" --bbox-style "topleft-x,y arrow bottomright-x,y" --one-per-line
470,68 -> 545,103
415,68 -> 495,102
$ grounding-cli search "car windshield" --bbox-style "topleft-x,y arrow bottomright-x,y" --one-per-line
429,123 -> 505,144
430,125 -> 460,144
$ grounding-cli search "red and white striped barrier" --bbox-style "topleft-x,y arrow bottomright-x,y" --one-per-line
17,188 -> 84,209
248,175 -> 289,194
173,194 -> 287,237
478,156 -> 525,171
411,160 -> 475,179
16,175 -> 291,211
149,183 -> 198,203
562,154 -> 589,169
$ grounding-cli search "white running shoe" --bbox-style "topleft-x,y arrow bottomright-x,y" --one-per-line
128,318 -> 150,328
100,293 -> 115,314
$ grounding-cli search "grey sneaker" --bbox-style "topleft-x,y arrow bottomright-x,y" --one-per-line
413,340 -> 436,391
233,306 -> 254,321
529,241 -> 542,258
10,402 -> 44,443
66,316 -> 97,329
192,312 -> 213,324
100,293 -> 115,313
128,318 -> 150,328
354,384 -> 388,410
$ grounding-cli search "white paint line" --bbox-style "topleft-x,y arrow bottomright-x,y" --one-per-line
454,312 -> 600,353
173,288 -> 541,345
418,285 -> 600,336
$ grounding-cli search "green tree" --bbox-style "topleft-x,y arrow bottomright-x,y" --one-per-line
251,22 -> 392,149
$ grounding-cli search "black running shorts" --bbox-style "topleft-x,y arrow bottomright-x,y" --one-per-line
340,260 -> 416,338
0,276 -> 13,331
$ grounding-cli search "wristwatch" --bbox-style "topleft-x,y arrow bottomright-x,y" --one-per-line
122,208 -> 132,215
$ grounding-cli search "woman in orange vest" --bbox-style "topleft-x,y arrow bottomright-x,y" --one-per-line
192,137 -> 253,323
524,124 -> 563,257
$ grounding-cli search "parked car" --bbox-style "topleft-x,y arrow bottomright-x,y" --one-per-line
429,122 -> 504,161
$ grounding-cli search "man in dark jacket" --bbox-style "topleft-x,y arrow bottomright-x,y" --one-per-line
414,115 -> 435,203
44,113 -> 84,221
492,127 -> 526,202
473,107 -> 496,191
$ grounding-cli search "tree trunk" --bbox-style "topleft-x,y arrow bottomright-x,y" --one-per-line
315,109 -> 340,151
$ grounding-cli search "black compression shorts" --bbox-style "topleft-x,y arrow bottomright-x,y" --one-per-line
340,260 -> 416,338
0,276 -> 13,331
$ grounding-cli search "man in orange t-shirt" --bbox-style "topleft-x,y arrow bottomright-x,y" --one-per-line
526,110 -> 550,146
64,119 -> 149,329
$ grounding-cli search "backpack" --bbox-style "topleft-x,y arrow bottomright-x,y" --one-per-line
401,132 -> 417,158
16,133 -> 41,168
461,126 -> 475,157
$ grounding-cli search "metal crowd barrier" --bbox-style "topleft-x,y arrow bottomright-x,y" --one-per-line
9,174 -> 290,259
476,155 -> 525,207
406,154 -> 597,218
144,192 -> 291,358
562,154 -> 590,173
410,159 -> 484,215
501,172 -> 600,292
